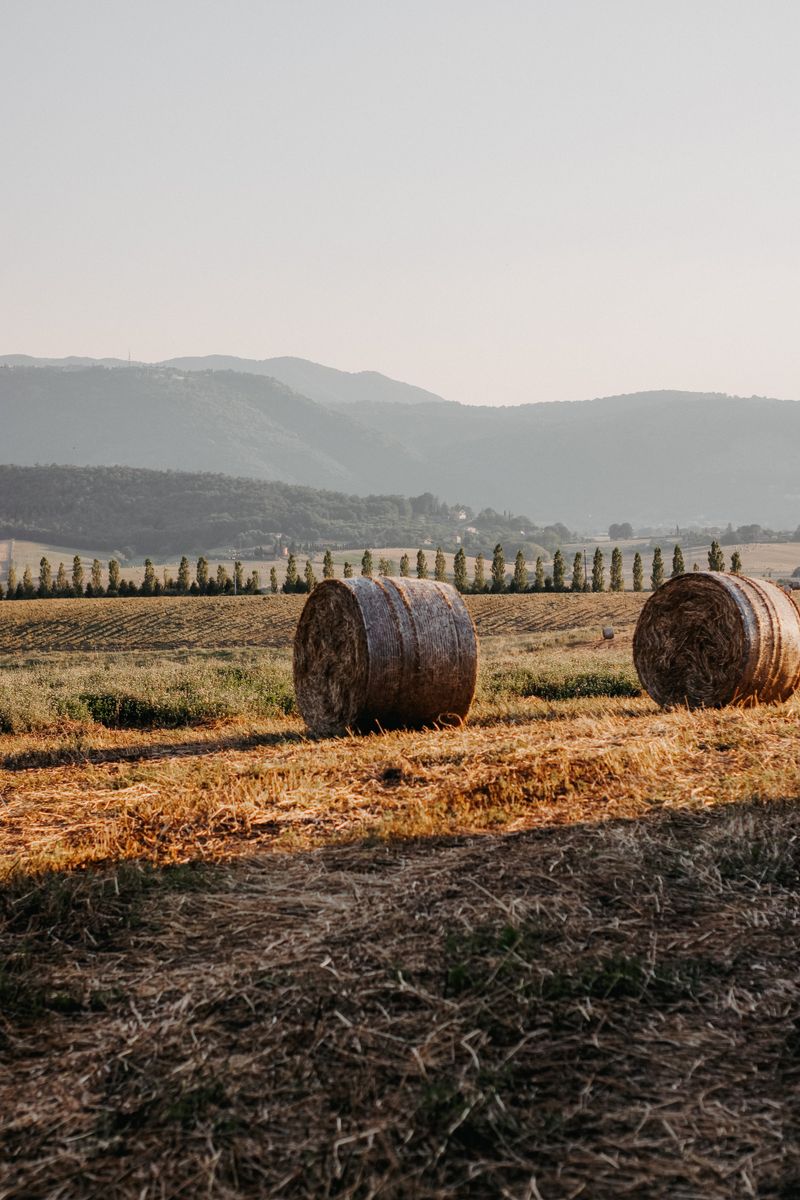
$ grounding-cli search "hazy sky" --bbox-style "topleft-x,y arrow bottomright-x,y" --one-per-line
3,0 -> 800,405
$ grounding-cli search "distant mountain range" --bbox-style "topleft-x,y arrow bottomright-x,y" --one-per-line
1,356 -> 799,529
0,355 -> 446,409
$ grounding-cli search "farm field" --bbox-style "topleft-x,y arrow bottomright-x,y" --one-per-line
0,592 -> 647,653
2,595 -> 800,1196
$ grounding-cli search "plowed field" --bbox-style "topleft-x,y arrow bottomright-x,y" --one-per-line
0,592 -> 646,652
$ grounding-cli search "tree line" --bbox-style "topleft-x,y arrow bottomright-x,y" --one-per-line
281,540 -> 743,595
0,540 -> 742,600
0,464 -> 572,560
0,556 -> 261,600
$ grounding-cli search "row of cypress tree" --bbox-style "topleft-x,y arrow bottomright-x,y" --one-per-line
0,541 -> 742,600
285,539 -> 743,595
0,555 -> 262,599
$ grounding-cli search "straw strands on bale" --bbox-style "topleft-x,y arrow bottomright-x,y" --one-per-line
293,577 -> 478,736
633,571 -> 800,709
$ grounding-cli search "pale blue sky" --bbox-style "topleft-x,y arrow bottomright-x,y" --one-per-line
3,0 -> 800,404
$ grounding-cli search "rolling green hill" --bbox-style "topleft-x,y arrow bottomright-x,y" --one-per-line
0,464 -> 562,558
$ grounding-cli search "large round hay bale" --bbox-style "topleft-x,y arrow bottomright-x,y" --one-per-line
293,576 -> 478,736
633,571 -> 800,709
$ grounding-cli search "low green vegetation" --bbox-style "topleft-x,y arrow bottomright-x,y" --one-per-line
0,642 -> 639,734
484,662 -> 641,701
0,651 -> 295,733
480,645 -> 640,702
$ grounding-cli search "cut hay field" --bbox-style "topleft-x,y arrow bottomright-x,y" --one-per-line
0,592 -> 647,653
2,593 -> 800,1197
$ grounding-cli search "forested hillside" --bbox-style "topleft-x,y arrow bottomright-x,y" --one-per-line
0,365 -> 410,494
0,464 -> 566,558
3,361 -> 800,527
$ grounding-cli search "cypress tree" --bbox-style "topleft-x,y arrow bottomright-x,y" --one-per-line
343,562 -> 354,578
571,552 -> 583,593
142,559 -> 156,595
196,557 -> 209,593
56,562 -> 69,596
610,546 -> 624,592
6,564 -> 17,597
38,557 -> 52,598
708,539 -> 725,571
491,544 -> 506,593
90,559 -> 103,595
108,559 -> 121,595
453,547 -> 467,592
535,556 -> 545,592
0,581 -> 4,601
215,564 -> 230,593
435,547 -> 447,582
399,553 -> 411,577
234,560 -> 244,593
72,555 -> 84,597
378,557 -> 393,576
473,552 -> 485,592
512,549 -> 528,592
284,554 -> 298,592
304,559 -> 317,592
269,566 -> 279,593
248,569 -> 260,593
632,552 -> 644,592
671,545 -> 685,578
361,549 -> 373,578
322,549 -> 335,580
693,561 -> 700,572
23,566 -> 35,598
651,547 -> 665,590
730,550 -> 742,574
177,556 -> 191,593
591,547 -> 605,592
416,550 -> 429,579
552,548 -> 565,592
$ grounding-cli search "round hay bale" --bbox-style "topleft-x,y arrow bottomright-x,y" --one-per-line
633,571 -> 800,709
293,576 -> 479,736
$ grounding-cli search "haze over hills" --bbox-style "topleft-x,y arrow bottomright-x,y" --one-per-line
158,356 -> 449,408
0,355 -> 448,409
1,358 -> 799,528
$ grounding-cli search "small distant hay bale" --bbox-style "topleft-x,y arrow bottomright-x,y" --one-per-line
633,571 -> 800,709
293,577 -> 479,736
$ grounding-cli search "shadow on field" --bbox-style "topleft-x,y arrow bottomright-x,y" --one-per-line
1,729 -> 307,772
2,796 -> 800,1198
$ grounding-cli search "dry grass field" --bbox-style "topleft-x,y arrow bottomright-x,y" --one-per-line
2,595 -> 800,1197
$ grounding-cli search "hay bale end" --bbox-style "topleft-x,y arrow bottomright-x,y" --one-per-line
633,571 -> 800,709
293,577 -> 479,736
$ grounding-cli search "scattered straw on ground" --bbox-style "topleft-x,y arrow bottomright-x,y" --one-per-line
2,799 -> 800,1197
1,610 -> 799,1197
